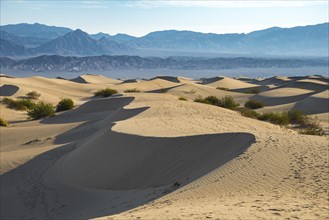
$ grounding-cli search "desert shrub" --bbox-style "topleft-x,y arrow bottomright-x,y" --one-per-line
194,95 -> 220,105
56,98 -> 74,112
26,91 -> 41,100
124,88 -> 140,93
0,117 -> 10,127
94,88 -> 118,97
216,87 -> 229,91
244,99 -> 264,109
28,101 -> 55,119
237,108 -> 260,119
299,116 -> 325,136
288,110 -> 307,125
178,96 -> 187,101
2,98 -> 35,111
194,95 -> 239,110
258,112 -> 290,125
246,87 -> 261,94
2,97 -> 12,105
218,96 -> 240,110
190,89 -> 197,94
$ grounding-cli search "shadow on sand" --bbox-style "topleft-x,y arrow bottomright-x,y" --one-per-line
1,96 -> 255,220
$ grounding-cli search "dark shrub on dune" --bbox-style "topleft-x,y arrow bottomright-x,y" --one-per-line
28,101 -> 55,119
246,88 -> 261,94
26,91 -> 41,100
124,88 -> 140,93
258,112 -> 290,125
194,95 -> 239,110
2,97 -> 36,111
237,108 -> 260,119
0,117 -> 10,127
244,99 -> 264,109
94,88 -> 118,97
56,98 -> 74,112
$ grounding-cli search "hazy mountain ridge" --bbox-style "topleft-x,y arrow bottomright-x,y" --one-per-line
0,22 -> 328,57
1,55 -> 327,73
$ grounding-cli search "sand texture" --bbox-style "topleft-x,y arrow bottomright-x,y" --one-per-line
0,74 -> 328,219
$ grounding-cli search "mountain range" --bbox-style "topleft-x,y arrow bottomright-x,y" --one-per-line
0,22 -> 328,57
1,55 -> 327,73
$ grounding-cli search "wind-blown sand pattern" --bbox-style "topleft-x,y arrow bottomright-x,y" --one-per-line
0,74 -> 328,219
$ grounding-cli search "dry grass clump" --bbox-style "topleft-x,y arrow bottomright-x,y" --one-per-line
245,87 -> 261,94
195,95 -> 239,110
26,91 -> 41,100
216,87 -> 229,91
28,101 -> 55,120
56,98 -> 74,112
2,97 -> 36,111
124,88 -> 140,93
238,108 -> 324,135
94,88 -> 118,97
0,117 -> 10,127
244,99 -> 264,109
258,112 -> 290,125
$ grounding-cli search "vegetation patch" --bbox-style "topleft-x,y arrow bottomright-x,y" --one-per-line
237,108 -> 260,119
2,97 -> 36,111
245,87 -> 261,94
124,88 -> 140,93
237,108 -> 325,136
94,88 -> 118,97
216,87 -> 229,91
178,97 -> 187,101
28,101 -> 55,120
0,117 -> 10,127
194,95 -> 239,110
244,99 -> 264,109
56,98 -> 74,112
258,112 -> 290,125
26,91 -> 41,100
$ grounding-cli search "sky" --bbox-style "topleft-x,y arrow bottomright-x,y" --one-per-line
1,0 -> 328,37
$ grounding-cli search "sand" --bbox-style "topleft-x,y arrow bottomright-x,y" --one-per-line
0,74 -> 328,219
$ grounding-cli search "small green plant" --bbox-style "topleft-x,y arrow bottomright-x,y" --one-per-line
94,88 -> 118,97
124,88 -> 140,93
194,95 -> 239,110
299,116 -> 325,136
26,91 -> 41,100
218,96 -> 240,110
288,110 -> 307,125
216,87 -> 229,91
28,101 -> 55,120
245,87 -> 261,94
56,98 -> 74,112
244,99 -> 264,109
2,97 -> 36,111
258,112 -> 290,125
0,117 -> 10,127
237,108 -> 260,119
178,97 -> 187,101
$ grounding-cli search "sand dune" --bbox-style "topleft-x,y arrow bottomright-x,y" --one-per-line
150,76 -> 181,83
0,75 -> 328,219
70,74 -> 122,84
201,76 -> 260,89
